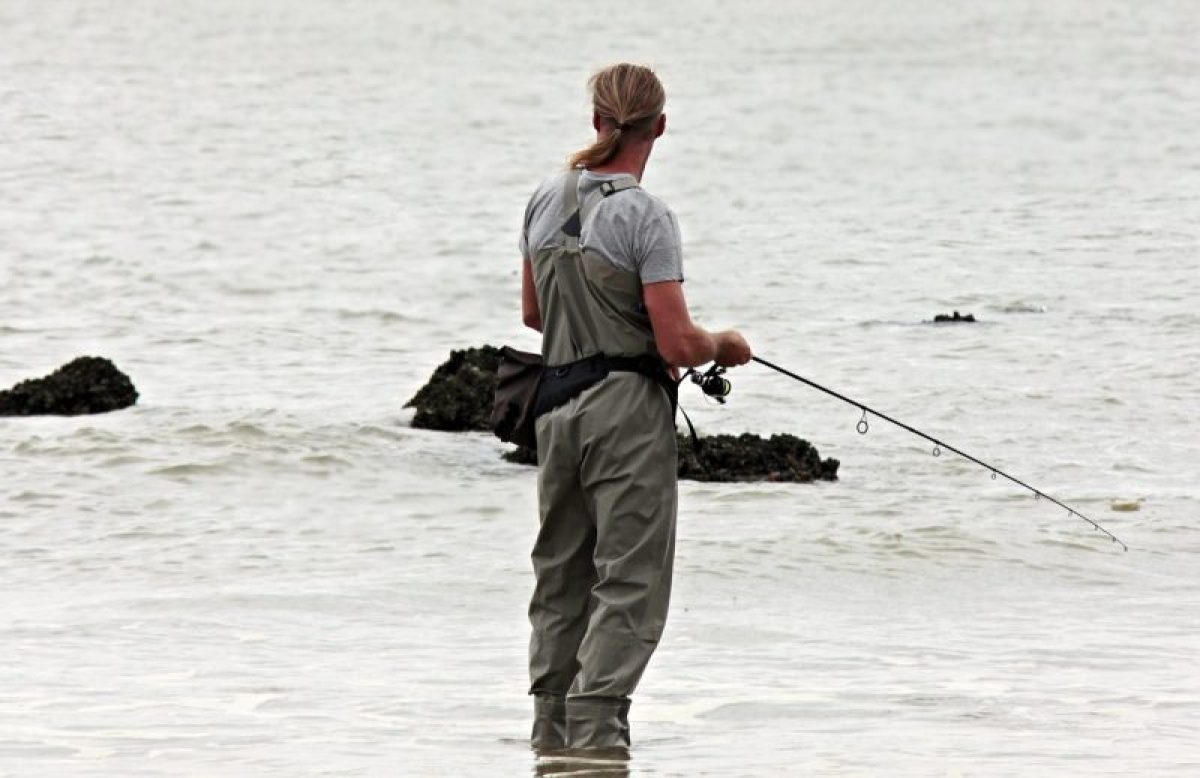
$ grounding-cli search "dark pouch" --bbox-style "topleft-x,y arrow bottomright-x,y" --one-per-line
533,356 -> 611,418
490,346 -> 543,449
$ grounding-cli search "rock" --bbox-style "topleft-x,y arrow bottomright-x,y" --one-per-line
0,356 -> 138,416
677,432 -> 838,482
405,346 -> 501,431
411,346 -> 839,483
933,311 -> 976,323
502,445 -> 538,466
504,433 -> 839,483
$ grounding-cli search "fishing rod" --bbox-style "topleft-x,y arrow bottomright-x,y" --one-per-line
690,358 -> 1128,551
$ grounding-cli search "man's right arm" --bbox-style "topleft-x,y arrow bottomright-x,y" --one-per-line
642,281 -> 750,368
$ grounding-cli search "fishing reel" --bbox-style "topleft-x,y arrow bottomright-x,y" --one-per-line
690,364 -> 732,403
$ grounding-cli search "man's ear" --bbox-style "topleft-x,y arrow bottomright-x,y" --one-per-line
654,113 -> 666,138
593,111 -> 604,132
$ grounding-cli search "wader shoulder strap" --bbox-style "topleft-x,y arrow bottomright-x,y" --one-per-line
560,169 -> 583,238
560,172 -> 639,238
553,169 -> 589,354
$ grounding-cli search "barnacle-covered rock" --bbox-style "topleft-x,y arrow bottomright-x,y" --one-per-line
505,433 -> 838,483
0,356 -> 138,416
404,346 -> 501,431
677,432 -> 838,482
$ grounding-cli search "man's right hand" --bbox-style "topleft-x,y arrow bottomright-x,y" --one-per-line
714,330 -> 752,367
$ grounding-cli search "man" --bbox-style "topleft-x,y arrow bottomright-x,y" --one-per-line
519,63 -> 752,753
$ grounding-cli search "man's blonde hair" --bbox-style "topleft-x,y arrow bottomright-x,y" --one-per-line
568,63 -> 666,169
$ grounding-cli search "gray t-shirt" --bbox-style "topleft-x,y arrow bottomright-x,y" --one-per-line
519,170 -> 684,284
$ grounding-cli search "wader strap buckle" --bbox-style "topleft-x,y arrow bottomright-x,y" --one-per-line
599,176 -> 639,197
560,173 -> 639,238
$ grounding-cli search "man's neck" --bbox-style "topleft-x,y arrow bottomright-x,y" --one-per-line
588,142 -> 652,182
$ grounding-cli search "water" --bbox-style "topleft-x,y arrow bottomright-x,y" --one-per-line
2,1 -> 1198,775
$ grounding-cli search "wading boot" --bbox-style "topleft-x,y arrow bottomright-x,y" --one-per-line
531,693 -> 568,752
565,697 -> 631,752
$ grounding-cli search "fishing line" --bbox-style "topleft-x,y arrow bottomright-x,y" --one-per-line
748,356 -> 1128,551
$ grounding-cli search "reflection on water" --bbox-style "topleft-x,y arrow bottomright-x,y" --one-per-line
534,747 -> 630,778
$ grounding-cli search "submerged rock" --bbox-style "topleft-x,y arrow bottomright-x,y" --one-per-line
933,311 -> 976,323
677,432 -> 838,482
504,433 -> 838,483
0,356 -> 138,416
404,346 -> 501,431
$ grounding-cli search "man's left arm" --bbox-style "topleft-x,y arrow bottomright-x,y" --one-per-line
521,257 -> 542,332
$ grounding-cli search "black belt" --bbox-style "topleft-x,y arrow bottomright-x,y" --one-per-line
533,353 -> 677,420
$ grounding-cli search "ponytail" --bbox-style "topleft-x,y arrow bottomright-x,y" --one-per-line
567,64 -> 665,169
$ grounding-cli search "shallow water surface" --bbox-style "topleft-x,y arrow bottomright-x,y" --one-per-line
1,0 -> 1198,775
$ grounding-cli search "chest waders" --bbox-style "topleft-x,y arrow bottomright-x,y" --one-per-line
527,170 -> 678,752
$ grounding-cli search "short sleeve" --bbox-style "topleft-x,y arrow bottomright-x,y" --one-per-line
636,210 -> 684,284
518,195 -> 534,259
